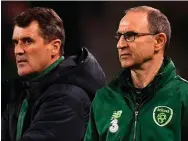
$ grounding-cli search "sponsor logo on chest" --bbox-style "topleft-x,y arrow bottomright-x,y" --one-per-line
109,110 -> 122,133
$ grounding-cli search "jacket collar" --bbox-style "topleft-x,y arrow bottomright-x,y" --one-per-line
109,57 -> 176,96
19,56 -> 64,101
25,56 -> 64,80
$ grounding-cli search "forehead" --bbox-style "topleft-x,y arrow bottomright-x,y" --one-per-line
118,12 -> 149,33
12,21 -> 41,39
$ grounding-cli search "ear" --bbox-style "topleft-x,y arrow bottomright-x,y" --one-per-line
50,39 -> 62,56
154,33 -> 167,52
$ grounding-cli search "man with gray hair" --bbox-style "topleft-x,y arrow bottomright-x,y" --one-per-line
84,6 -> 188,141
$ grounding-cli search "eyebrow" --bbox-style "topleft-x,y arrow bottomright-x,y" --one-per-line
12,39 -> 18,44
116,31 -> 125,34
116,30 -> 137,34
12,37 -> 34,43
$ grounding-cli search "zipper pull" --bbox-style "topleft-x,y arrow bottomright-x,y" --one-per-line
135,110 -> 139,120
135,102 -> 139,120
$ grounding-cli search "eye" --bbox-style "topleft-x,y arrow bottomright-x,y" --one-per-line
114,33 -> 121,41
12,40 -> 18,46
22,38 -> 33,45
124,31 -> 136,41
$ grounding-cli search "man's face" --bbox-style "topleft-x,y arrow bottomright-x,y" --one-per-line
116,12 -> 156,68
12,21 -> 55,76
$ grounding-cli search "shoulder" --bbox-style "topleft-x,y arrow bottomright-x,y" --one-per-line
92,84 -> 122,106
40,83 -> 90,113
174,75 -> 188,91
175,75 -> 188,83
45,82 -> 89,100
173,76 -> 188,102
96,86 -> 115,97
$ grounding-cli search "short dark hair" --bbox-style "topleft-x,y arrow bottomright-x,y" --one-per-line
13,7 -> 65,55
125,6 -> 171,51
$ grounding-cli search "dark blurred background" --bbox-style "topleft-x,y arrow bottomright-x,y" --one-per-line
1,1 -> 188,110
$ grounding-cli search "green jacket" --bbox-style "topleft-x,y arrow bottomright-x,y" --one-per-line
84,57 -> 188,141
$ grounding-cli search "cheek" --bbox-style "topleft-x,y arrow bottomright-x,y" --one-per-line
26,47 -> 50,69
132,42 -> 154,59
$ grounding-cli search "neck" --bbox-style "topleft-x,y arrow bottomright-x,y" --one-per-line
130,55 -> 163,88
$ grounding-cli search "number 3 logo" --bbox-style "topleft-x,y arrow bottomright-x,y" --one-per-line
109,119 -> 119,133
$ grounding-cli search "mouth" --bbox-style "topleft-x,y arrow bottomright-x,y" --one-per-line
16,59 -> 27,64
120,54 -> 131,59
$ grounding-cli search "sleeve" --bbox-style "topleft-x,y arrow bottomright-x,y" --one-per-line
1,80 -> 11,141
84,103 -> 99,141
19,91 -> 86,141
1,110 -> 10,141
182,91 -> 188,141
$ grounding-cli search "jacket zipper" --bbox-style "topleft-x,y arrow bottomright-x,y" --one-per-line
124,94 -> 152,141
124,95 -> 139,141
133,103 -> 139,141
133,96 -> 152,141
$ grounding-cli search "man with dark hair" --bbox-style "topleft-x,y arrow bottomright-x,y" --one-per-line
1,7 -> 106,141
84,6 -> 188,141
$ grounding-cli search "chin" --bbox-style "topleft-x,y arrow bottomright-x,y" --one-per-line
18,71 -> 30,76
17,68 -> 33,76
120,59 -> 134,68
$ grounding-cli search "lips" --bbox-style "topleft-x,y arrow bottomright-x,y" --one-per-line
17,60 -> 27,64
16,58 -> 27,64
120,53 -> 131,57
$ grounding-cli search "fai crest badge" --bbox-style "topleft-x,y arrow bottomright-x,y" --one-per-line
153,106 -> 173,127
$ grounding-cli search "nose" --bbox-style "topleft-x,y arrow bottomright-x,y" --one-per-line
117,36 -> 128,49
14,42 -> 24,55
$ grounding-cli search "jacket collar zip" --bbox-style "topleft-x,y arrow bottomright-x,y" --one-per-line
120,57 -> 175,98
112,57 -> 176,114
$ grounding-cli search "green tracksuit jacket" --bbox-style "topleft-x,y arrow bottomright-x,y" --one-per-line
84,57 -> 188,141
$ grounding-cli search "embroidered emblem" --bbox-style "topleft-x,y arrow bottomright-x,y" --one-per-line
153,106 -> 173,127
109,110 -> 122,133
